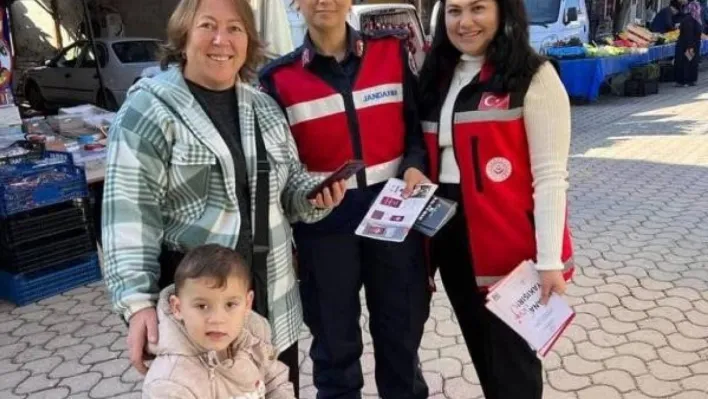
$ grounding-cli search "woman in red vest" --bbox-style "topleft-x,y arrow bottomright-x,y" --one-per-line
418,0 -> 574,398
258,1 -> 431,398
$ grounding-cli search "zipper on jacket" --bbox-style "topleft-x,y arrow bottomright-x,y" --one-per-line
470,137 -> 484,192
209,367 -> 216,396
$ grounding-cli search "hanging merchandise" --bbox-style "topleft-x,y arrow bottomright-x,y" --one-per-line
358,7 -> 426,71
0,5 -> 12,107
249,0 -> 294,58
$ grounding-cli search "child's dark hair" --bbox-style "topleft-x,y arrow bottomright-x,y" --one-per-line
174,244 -> 251,295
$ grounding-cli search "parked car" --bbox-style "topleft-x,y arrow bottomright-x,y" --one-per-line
22,37 -> 161,111
428,0 -> 589,53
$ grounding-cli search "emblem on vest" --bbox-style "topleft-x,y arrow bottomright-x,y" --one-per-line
486,157 -> 512,183
479,92 -> 510,111
363,89 -> 399,103
355,39 -> 365,57
302,48 -> 311,67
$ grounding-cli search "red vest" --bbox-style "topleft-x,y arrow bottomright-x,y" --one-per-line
268,38 -> 406,187
422,64 -> 574,288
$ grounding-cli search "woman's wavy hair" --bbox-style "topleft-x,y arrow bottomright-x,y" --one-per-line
418,0 -> 546,109
160,0 -> 264,82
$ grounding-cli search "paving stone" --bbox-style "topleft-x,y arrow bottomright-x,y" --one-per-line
21,356 -> 62,375
599,318 -> 638,335
562,355 -> 604,375
676,320 -> 708,339
0,389 -> 25,399
575,303 -> 610,318
647,359 -> 692,381
49,360 -> 91,379
681,375 -> 708,391
672,391 -> 708,399
627,329 -> 669,348
59,371 -> 102,393
89,376 -> 134,398
0,333 -> 20,346
636,374 -> 683,397
14,347 -> 52,364
657,296 -> 695,312
577,385 -> 622,399
0,358 -> 20,375
90,358 -> 130,378
0,370 -> 30,391
72,324 -> 109,339
38,314 -> 75,327
588,329 -> 627,347
83,332 -> 121,348
647,306 -> 687,322
547,369 -> 591,391
80,347 -> 120,365
422,357 -> 463,379
616,342 -> 659,362
25,387 -> 70,399
44,335 -> 83,351
19,311 -> 52,323
15,373 -> 59,394
120,366 -> 143,384
596,283 -> 631,298
637,317 -> 679,334
10,323 -> 46,338
47,321 -> 84,335
667,333 -> 708,353
443,376 -> 483,399
54,344 -> 92,361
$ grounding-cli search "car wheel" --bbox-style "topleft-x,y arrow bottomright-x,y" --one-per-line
25,81 -> 46,112
96,89 -> 118,112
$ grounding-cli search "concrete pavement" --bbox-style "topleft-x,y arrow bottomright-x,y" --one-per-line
2,77 -> 708,398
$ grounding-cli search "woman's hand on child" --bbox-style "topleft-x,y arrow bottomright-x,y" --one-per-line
128,307 -> 159,374
539,270 -> 567,305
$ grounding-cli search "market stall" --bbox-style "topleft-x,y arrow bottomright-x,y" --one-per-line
0,104 -> 109,306
548,25 -> 708,102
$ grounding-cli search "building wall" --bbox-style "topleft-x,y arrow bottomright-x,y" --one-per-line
10,0 -> 84,63
108,0 -> 176,39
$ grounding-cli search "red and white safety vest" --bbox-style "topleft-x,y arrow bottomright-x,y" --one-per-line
421,63 -> 574,288
265,37 -> 406,188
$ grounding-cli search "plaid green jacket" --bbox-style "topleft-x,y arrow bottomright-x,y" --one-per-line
102,68 -> 328,351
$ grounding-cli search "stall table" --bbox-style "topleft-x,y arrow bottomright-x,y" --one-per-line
557,41 -> 708,103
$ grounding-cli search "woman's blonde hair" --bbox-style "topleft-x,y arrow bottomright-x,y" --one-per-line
160,0 -> 264,82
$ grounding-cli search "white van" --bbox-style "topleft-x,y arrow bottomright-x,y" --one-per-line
286,4 -> 429,70
429,0 -> 590,53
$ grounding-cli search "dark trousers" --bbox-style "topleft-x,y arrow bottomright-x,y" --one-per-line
294,229 -> 430,399
431,184 -> 543,399
157,249 -> 300,396
675,45 -> 700,84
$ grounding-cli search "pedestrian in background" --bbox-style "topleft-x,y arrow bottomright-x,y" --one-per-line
417,0 -> 574,398
259,0 -> 431,398
675,1 -> 703,86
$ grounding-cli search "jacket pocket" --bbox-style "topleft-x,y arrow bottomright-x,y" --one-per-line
168,144 -> 217,217
470,137 -> 484,192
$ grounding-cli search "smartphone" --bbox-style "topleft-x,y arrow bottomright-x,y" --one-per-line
306,159 -> 366,200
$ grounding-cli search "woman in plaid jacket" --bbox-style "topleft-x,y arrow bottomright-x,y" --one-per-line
101,0 -> 344,393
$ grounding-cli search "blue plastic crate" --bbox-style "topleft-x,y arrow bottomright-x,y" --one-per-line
0,151 -> 75,176
0,253 -> 101,306
0,163 -> 88,217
